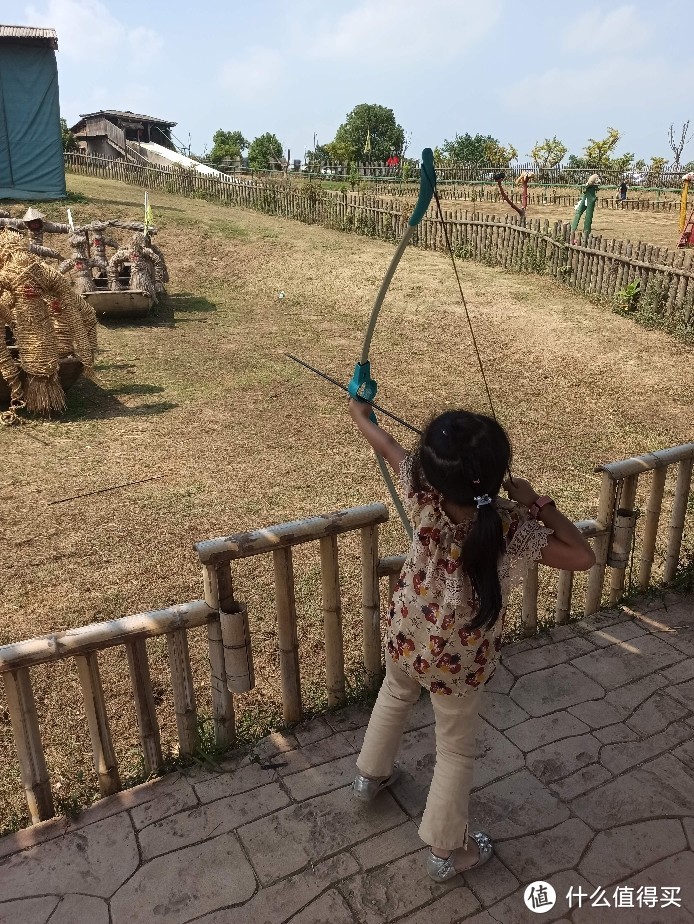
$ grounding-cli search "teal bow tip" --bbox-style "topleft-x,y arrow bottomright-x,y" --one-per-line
348,361 -> 378,424
408,148 -> 436,227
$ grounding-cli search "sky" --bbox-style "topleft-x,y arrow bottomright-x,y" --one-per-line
8,0 -> 694,164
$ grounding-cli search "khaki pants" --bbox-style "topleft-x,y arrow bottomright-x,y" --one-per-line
356,654 -> 483,851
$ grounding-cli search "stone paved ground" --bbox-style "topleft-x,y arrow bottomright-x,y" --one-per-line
1,593 -> 693,924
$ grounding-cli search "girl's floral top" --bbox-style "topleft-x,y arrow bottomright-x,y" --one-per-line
386,456 -> 553,696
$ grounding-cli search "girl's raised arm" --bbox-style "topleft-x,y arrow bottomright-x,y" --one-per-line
348,399 -> 407,472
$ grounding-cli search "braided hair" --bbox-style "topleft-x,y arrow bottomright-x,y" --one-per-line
411,411 -> 512,630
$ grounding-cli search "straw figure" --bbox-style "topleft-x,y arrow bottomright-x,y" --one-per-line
108,232 -> 163,301
0,232 -> 97,416
80,221 -> 120,286
59,232 -> 107,295
112,220 -> 169,288
0,208 -> 70,246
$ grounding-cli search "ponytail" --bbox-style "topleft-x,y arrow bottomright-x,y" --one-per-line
462,503 -> 505,630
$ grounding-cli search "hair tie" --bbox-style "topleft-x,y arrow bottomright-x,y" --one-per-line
474,494 -> 493,508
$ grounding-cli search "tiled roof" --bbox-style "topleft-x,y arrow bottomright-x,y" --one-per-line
78,110 -> 176,127
0,25 -> 58,47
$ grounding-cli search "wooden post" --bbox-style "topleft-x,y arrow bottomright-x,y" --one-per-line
584,471 -> 618,615
125,638 -> 163,774
166,629 -> 199,755
273,547 -> 303,722
320,535 -> 346,707
521,562 -> 539,637
608,474 -> 639,604
664,457 -> 694,582
554,569 -> 574,625
75,651 -> 121,797
3,668 -> 54,823
361,524 -> 383,688
637,467 -> 667,591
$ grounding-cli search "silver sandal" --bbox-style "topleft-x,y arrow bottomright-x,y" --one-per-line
352,764 -> 401,802
426,831 -> 494,882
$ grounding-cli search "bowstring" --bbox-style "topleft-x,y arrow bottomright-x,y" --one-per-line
422,170 -> 498,422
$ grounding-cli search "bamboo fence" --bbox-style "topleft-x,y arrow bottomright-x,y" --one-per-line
1,442 -> 693,826
65,154 -> 694,331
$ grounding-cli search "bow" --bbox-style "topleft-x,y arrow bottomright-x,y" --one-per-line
348,149 -> 436,539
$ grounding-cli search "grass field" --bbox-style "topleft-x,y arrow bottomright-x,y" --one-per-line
1,172 -> 692,829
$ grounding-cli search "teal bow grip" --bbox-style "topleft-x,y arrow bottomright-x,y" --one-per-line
408,148 -> 436,227
348,361 -> 378,424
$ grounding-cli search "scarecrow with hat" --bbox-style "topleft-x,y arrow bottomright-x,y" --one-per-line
0,208 -> 71,247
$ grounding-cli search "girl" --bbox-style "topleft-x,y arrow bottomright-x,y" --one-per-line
348,400 -> 595,881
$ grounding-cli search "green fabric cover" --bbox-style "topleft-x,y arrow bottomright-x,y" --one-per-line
0,44 -> 66,200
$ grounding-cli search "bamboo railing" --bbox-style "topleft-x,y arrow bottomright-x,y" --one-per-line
2,444 -> 692,827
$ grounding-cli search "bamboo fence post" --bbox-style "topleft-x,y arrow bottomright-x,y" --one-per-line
521,562 -> 539,636
3,668 -> 54,823
664,457 -> 694,582
319,534 -> 346,707
125,638 -> 163,774
273,546 -> 303,722
75,651 -> 121,797
584,471 -> 618,615
202,563 -> 238,747
608,474 -> 639,604
361,524 -> 383,688
637,467 -> 667,591
166,628 -> 199,755
554,570 -> 574,625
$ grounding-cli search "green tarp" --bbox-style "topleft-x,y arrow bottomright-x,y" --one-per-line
0,44 -> 66,200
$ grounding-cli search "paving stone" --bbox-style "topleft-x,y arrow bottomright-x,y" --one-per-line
526,734 -> 601,784
342,849 -> 472,923
673,738 -> 694,770
384,725 -> 436,818
504,637 -> 595,677
341,725 -> 367,751
587,620 -> 649,647
238,785 -> 406,884
567,699 -> 623,728
139,780 -> 288,860
251,730 -> 298,761
505,712 -> 591,752
0,897 -> 58,924
473,719 -> 525,789
351,820 -> 421,870
50,895 -> 109,924
129,773 -> 198,830
193,757 -> 278,803
271,731 -> 356,776
457,914 -> 505,924
666,679 -> 694,710
0,813 -> 137,900
283,754 -> 357,801
193,853 -> 359,924
660,659 -> 694,684
655,626 -> 694,656
571,754 -> 694,829
572,897 -> 694,924
612,850 -> 694,915
395,884 -> 480,924
549,624 -> 579,642
684,818 -> 694,850
486,870 -> 594,923
110,832 -> 254,924
549,763 -> 612,801
600,721 -> 692,774
571,635 -> 683,690
602,672 -> 669,718
625,692 -> 689,736
593,723 -> 639,744
575,610 -> 629,632
479,692 -> 530,730
291,890 -> 355,924
325,703 -> 373,732
462,854 -> 519,905
510,664 -> 605,717
578,819 -> 687,887
292,716 -> 335,746
469,769 -> 570,840
486,662 -> 515,695
495,817 -> 593,881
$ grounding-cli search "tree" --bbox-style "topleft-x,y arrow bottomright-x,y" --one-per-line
530,136 -> 567,169
440,133 -> 498,163
583,127 -> 622,167
646,156 -> 668,184
484,140 -> 518,167
209,129 -> 249,164
248,132 -> 284,170
332,104 -> 405,162
61,118 -> 77,153
668,121 -> 691,168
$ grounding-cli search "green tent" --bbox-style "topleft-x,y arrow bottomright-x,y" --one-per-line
0,25 -> 66,200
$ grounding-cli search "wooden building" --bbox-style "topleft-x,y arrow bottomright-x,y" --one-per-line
70,111 -> 176,160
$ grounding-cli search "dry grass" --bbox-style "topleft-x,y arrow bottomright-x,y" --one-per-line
0,173 -> 692,831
